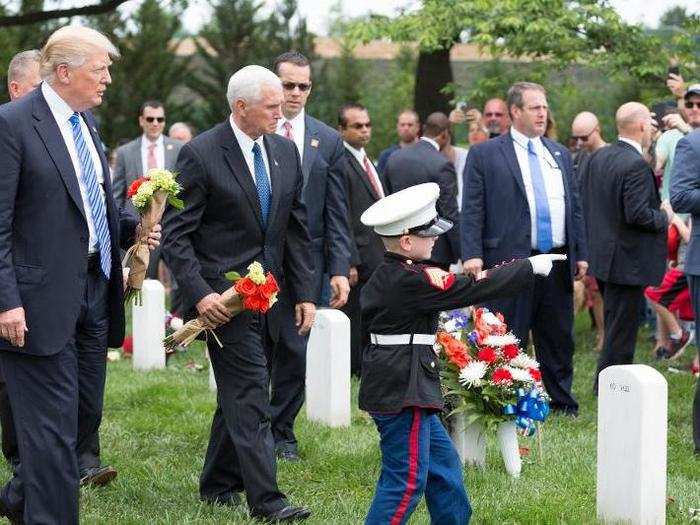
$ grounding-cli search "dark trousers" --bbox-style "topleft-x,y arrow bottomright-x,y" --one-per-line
366,408 -> 471,525
594,280 -> 645,391
0,270 -> 108,524
0,372 -> 18,468
687,275 -> 700,451
200,316 -> 287,516
269,293 -> 309,452
485,258 -> 578,413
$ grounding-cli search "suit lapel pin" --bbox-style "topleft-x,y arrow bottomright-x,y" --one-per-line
92,127 -> 97,133
274,159 -> 279,167
554,151 -> 561,156
310,138 -> 319,148
167,144 -> 173,150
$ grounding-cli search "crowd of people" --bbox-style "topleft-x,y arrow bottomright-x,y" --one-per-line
1,21 -> 700,525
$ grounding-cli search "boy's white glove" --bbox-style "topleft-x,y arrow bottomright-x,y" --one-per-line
528,254 -> 567,276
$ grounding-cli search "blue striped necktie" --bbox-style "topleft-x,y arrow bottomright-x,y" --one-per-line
252,142 -> 271,228
527,139 -> 552,253
69,113 -> 112,279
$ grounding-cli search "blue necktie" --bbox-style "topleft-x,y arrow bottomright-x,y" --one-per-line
69,113 -> 112,279
252,142 -> 271,228
527,139 -> 552,253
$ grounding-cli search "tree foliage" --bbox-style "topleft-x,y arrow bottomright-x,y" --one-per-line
88,0 -> 189,147
186,0 -> 315,130
346,0 -> 698,82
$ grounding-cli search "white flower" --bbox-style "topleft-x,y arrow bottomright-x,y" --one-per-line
507,365 -> 534,383
483,334 -> 520,347
482,311 -> 503,326
442,319 -> 458,333
169,316 -> 184,330
459,361 -> 488,388
509,353 -> 539,370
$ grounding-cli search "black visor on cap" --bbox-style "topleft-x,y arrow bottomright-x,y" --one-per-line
411,216 -> 453,237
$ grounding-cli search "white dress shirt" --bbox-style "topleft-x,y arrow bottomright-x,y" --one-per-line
140,134 -> 165,172
229,116 -> 271,186
276,109 -> 306,163
42,82 -> 105,253
510,127 -> 566,249
420,136 -> 440,151
618,136 -> 644,157
344,142 -> 385,198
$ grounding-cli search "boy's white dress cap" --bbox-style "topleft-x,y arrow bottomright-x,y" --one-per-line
360,182 -> 453,237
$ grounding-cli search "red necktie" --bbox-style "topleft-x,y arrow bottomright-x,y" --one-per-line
147,143 -> 157,170
363,155 -> 383,199
283,121 -> 294,141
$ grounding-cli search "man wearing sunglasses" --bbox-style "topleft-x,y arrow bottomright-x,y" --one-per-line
268,52 -> 352,462
111,100 -> 183,212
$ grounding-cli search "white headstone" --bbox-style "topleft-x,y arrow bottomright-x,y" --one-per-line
132,279 -> 166,371
450,415 -> 486,468
305,309 -> 351,427
597,364 -> 667,525
209,358 -> 217,391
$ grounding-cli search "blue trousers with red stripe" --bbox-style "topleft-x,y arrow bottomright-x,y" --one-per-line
366,407 -> 471,525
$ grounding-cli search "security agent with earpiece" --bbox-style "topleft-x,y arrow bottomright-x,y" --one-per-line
358,183 -> 565,525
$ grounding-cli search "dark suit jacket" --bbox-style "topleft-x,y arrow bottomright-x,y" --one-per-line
342,148 -> 386,282
384,139 -> 461,266
671,130 -> 700,276
112,135 -> 183,210
161,121 -> 315,343
461,133 -> 587,283
0,87 -> 138,355
299,115 -> 352,297
581,140 -> 667,286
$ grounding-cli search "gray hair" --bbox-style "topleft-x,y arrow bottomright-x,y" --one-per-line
226,65 -> 282,108
506,82 -> 547,113
8,49 -> 40,86
40,25 -> 120,82
169,122 -> 192,135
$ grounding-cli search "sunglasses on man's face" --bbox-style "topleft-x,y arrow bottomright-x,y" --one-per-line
685,101 -> 700,109
282,81 -> 311,92
571,129 -> 596,142
144,116 -> 165,123
349,122 -> 371,130
484,112 -> 504,118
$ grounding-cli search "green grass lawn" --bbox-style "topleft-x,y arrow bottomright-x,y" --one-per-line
12,313 -> 700,524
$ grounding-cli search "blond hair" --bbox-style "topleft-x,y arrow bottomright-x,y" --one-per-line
40,25 -> 120,82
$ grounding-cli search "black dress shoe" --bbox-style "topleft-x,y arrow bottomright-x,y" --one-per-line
80,465 -> 118,487
254,505 -> 311,523
276,449 -> 300,462
201,492 -> 242,508
0,497 -> 23,525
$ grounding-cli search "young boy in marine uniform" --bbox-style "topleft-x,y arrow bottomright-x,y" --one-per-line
359,182 -> 566,524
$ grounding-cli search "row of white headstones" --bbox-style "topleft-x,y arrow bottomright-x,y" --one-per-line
132,279 -> 667,525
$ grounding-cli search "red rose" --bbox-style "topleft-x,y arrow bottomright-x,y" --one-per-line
259,278 -> 279,299
491,367 -> 513,384
127,177 -> 148,198
528,368 -> 542,382
235,277 -> 257,297
477,346 -> 497,364
243,296 -> 259,311
502,344 -> 519,360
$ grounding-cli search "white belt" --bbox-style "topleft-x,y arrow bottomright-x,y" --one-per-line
370,334 -> 436,346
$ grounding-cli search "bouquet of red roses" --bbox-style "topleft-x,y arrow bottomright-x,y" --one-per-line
123,168 -> 183,304
163,262 -> 279,350
438,308 -> 549,434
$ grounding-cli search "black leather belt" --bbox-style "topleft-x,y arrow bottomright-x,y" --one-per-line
531,246 -> 567,256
